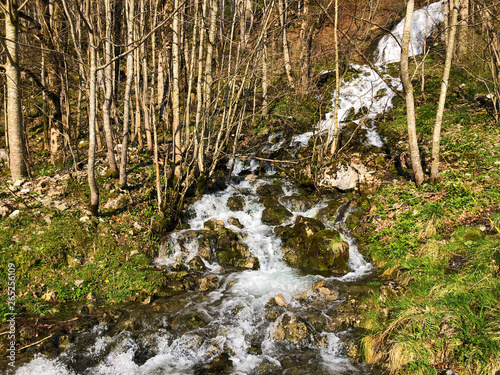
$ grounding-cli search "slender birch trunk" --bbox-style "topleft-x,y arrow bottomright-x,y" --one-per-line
401,0 -> 424,186
4,0 -> 28,181
430,0 -> 459,183
119,0 -> 135,187
103,0 -> 118,173
88,33 -> 100,215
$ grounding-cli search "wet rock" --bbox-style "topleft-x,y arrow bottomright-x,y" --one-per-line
205,352 -> 233,374
228,217 -> 244,228
204,218 -> 225,231
276,216 -> 349,275
252,359 -> 282,375
235,256 -> 260,270
315,198 -> 346,226
171,312 -> 209,333
256,184 -> 284,197
164,271 -> 195,293
198,275 -> 219,291
311,280 -> 339,301
188,255 -> 206,271
261,200 -> 293,226
317,160 -> 359,191
227,195 -> 245,211
280,195 -> 320,212
272,313 -> 326,347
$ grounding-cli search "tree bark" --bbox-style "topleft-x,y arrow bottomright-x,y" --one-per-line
88,33 -> 100,215
119,0 -> 135,188
430,0 -> 458,183
277,0 -> 294,89
401,0 -> 424,186
103,0 -> 119,173
4,0 -> 28,181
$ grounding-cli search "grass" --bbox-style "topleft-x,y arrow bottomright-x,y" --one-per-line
0,155 -> 167,323
356,50 -> 500,374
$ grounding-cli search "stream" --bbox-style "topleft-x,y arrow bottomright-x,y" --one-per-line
14,2 -> 445,374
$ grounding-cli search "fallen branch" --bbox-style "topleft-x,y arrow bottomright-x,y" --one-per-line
19,334 -> 54,351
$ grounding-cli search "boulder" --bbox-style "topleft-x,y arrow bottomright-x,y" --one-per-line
104,194 -> 129,210
0,201 -> 13,218
317,160 -> 359,191
276,216 -> 349,275
228,217 -> 244,229
261,204 -> 293,226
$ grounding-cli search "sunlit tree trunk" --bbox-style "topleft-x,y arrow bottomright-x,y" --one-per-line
430,0 -> 458,183
277,0 -> 294,89
103,0 -> 118,174
172,0 -> 182,180
119,0 -> 135,187
4,0 -> 28,181
401,0 -> 424,186
88,30 -> 99,215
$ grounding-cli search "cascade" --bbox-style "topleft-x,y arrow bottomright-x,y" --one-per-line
14,2 -> 444,374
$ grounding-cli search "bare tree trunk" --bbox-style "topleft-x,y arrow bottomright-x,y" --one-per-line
430,0 -> 458,183
328,0 -> 340,156
401,0 -> 424,186
88,33 -> 100,215
172,0 -> 182,180
277,0 -> 294,89
457,0 -> 469,57
262,30 -> 269,118
4,0 -> 28,181
119,0 -> 135,188
103,0 -> 119,174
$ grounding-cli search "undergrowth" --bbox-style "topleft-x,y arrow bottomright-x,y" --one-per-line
357,52 -> 500,374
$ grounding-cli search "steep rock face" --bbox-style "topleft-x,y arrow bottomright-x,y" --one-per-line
275,216 -> 349,275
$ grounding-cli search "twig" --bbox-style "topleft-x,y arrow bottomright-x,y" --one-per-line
19,334 -> 54,351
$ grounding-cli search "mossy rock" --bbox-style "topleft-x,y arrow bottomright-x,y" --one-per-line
227,195 -> 245,211
256,184 -> 284,197
315,198 -> 345,226
277,216 -> 349,275
261,204 -> 293,225
463,227 -> 482,242
280,195 -> 321,212
303,230 -> 349,274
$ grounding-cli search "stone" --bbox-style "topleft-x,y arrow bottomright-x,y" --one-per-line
317,160 -> 359,191
261,204 -> 293,226
188,255 -> 206,271
198,275 -> 219,291
75,280 -> 84,287
256,184 -> 283,197
103,194 -> 129,210
228,217 -> 244,228
276,216 -> 349,275
235,256 -> 260,270
9,210 -> 20,219
0,202 -> 13,217
42,290 -> 57,302
280,195 -> 320,212
80,216 -> 90,223
272,313 -> 325,347
130,250 -> 139,257
274,293 -> 287,307
204,218 -> 225,230
227,195 -> 245,211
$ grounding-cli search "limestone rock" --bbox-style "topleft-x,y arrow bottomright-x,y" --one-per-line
317,160 -> 358,191
228,217 -> 244,229
0,201 -> 13,217
104,194 -> 129,210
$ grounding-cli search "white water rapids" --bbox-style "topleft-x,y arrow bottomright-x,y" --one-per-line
15,2 -> 444,374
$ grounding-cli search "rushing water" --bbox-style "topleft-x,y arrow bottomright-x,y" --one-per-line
15,2 -> 445,374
